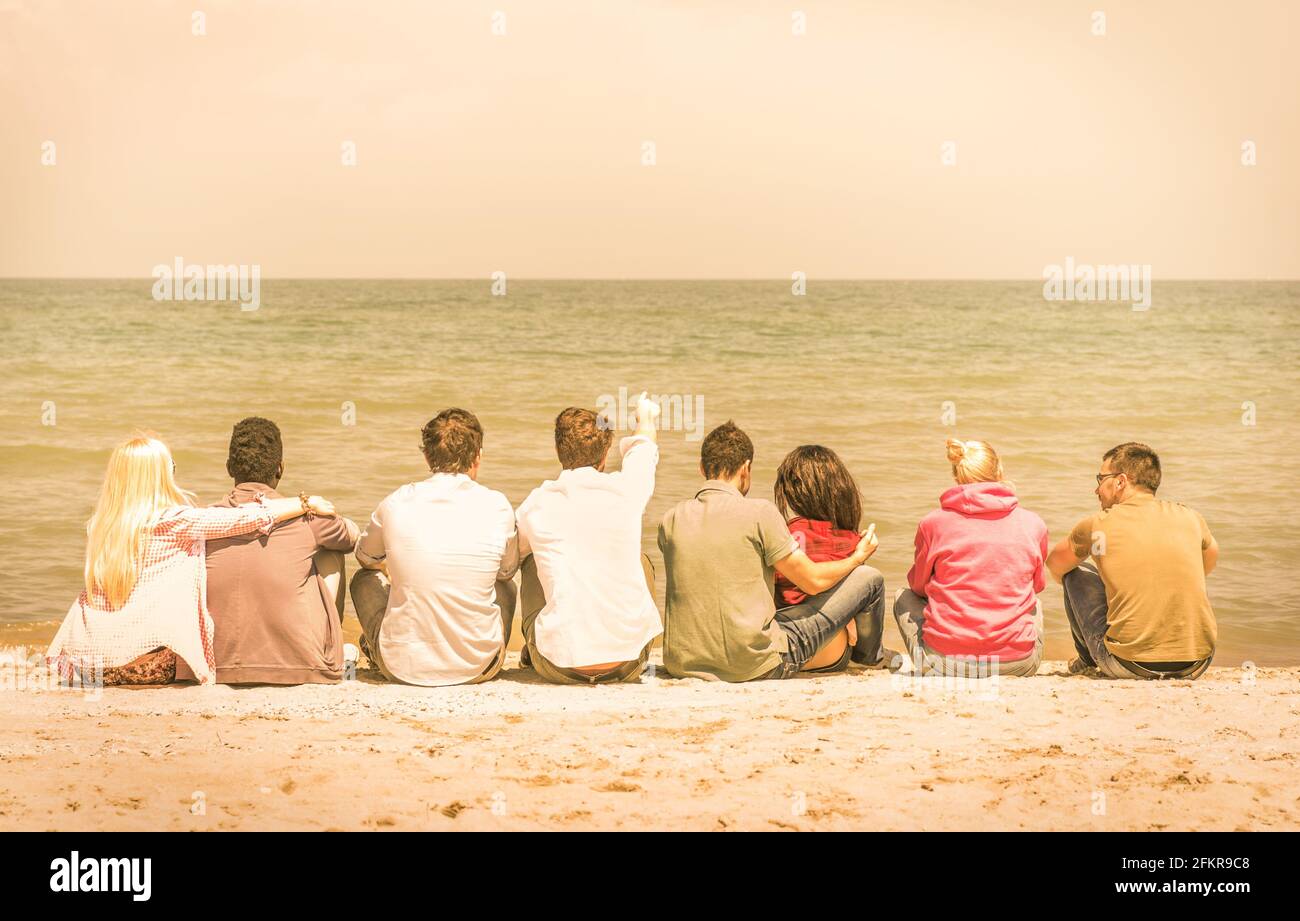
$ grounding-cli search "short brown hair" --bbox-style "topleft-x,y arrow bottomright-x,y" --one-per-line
701,420 -> 753,480
421,408 -> 483,473
554,407 -> 613,470
1103,442 -> 1161,493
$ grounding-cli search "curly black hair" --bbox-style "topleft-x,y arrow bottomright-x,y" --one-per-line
226,416 -> 283,485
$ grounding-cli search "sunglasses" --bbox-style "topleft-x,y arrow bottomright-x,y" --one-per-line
1095,472 -> 1122,486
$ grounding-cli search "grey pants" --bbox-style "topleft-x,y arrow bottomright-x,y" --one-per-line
767,564 -> 887,678
349,568 -> 518,685
1061,563 -> 1211,680
893,588 -> 1043,677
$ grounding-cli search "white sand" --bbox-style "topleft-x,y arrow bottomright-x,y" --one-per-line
1,652 -> 1297,831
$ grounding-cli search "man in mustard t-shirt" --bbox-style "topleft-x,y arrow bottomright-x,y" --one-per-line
1045,442 -> 1220,680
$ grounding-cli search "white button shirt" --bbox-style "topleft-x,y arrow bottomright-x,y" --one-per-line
516,435 -> 663,668
356,473 -> 518,686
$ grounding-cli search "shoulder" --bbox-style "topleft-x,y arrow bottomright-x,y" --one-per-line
914,506 -> 952,538
1013,506 -> 1049,534
744,495 -> 780,514
745,497 -> 789,529
476,484 -> 515,515
363,483 -> 413,521
659,494 -> 698,531
1071,510 -> 1101,535
515,483 -> 547,518
384,482 -> 420,505
917,507 -> 947,528
518,481 -> 547,505
1157,497 -> 1209,528
155,503 -> 199,523
785,516 -> 812,535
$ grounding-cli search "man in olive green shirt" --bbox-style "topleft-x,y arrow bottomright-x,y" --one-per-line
658,421 -> 890,682
1046,442 -> 1219,680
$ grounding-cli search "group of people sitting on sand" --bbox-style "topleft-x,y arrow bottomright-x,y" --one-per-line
47,391 -> 1220,688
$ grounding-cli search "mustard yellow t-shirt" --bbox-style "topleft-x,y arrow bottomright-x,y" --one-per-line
1068,491 -> 1216,661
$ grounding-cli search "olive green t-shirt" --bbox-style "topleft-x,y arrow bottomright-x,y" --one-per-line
1068,491 -> 1216,662
658,481 -> 798,681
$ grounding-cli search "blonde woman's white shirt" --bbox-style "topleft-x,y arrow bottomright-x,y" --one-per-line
355,473 -> 518,686
516,435 -> 662,668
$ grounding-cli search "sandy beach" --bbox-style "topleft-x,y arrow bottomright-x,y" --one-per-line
2,647 -> 1296,832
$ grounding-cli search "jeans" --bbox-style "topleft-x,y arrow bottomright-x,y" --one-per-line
893,589 -> 1042,677
1061,562 -> 1212,680
767,565 -> 886,678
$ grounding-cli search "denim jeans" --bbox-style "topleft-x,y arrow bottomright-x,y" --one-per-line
1061,562 -> 1212,680
893,588 -> 1042,678
767,564 -> 886,678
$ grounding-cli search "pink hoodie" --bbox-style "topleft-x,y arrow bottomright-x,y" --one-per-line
907,482 -> 1048,661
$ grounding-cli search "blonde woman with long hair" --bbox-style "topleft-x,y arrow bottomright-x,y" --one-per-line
895,439 -> 1049,678
47,432 -> 337,686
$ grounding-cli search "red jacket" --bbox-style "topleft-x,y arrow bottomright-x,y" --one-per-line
774,516 -> 862,607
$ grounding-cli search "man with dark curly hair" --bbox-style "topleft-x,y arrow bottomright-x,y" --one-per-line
198,416 -> 360,684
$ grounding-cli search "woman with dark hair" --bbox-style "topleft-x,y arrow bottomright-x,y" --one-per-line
773,445 -> 893,672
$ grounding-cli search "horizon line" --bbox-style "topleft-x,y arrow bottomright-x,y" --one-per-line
2,276 -> 1298,283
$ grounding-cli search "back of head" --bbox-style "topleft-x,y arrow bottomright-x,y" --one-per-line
422,408 -> 483,474
773,444 -> 862,531
1103,441 -> 1161,493
226,416 -> 283,485
946,438 -> 1005,485
554,407 -> 613,470
86,431 -> 193,607
700,420 -> 754,480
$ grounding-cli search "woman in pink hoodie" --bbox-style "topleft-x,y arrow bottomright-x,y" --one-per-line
896,439 -> 1048,677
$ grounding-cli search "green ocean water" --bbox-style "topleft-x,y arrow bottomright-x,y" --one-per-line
1,279 -> 1296,665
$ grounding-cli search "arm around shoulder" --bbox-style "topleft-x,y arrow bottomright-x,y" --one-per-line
773,518 -> 877,597
165,495 -> 315,542
312,513 -> 361,552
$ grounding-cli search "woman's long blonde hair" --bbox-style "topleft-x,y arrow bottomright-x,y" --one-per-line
85,433 -> 195,607
945,438 -> 1005,485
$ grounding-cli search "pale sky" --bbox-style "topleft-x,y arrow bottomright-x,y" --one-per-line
1,0 -> 1296,278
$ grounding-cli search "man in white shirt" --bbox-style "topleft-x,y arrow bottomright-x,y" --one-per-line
350,408 -> 519,687
516,392 -> 662,684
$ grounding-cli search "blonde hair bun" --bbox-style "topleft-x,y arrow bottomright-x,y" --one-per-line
946,438 -> 1005,485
